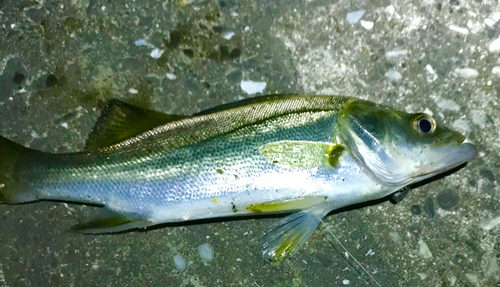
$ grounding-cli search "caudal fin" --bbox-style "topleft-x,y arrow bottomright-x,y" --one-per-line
0,136 -> 40,204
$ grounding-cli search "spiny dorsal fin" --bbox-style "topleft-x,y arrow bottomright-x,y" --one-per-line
85,100 -> 188,149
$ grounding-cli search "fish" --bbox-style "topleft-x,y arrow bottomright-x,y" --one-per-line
0,94 -> 476,262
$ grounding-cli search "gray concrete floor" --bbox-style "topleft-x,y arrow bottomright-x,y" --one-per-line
0,0 -> 499,286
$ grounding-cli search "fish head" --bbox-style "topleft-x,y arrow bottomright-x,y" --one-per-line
338,99 -> 476,187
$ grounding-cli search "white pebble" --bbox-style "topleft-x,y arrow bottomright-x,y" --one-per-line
61,122 -> 69,129
453,67 -> 479,79
471,110 -> 486,128
150,48 -> 165,59
488,37 -> 500,53
241,80 -> 267,94
492,66 -> 500,76
244,26 -> 250,32
425,64 -> 438,82
223,31 -> 235,40
231,12 -> 239,17
236,258 -> 242,262
365,249 -> 375,256
128,88 -> 138,94
436,98 -> 460,111
10,23 -> 16,29
31,131 -> 40,138
479,216 -> 500,230
198,243 -> 214,261
342,279 -> 350,285
449,25 -> 469,35
346,10 -> 365,24
484,12 -> 500,27
173,255 -> 187,271
385,50 -> 408,58
452,118 -> 470,133
134,39 -> 148,46
384,69 -> 402,82
101,6 -> 106,11
418,239 -> 433,259
166,73 -> 177,80
360,20 -> 373,30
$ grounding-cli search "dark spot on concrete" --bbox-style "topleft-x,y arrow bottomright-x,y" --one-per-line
436,189 -> 460,210
204,82 -> 211,89
480,169 -> 495,182
227,70 -> 242,83
411,205 -> 421,215
212,25 -> 225,33
219,45 -> 230,58
168,31 -> 181,48
229,48 -> 241,59
13,72 -> 25,84
465,239 -> 480,253
45,74 -> 58,87
423,197 -> 435,218
183,49 -> 194,58
449,0 -> 460,5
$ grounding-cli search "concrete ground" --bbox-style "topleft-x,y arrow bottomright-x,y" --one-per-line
0,0 -> 499,286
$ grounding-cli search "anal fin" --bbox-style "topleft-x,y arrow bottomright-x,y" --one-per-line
262,204 -> 331,262
72,208 -> 151,234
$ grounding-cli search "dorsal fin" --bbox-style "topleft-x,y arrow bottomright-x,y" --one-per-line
85,100 -> 188,149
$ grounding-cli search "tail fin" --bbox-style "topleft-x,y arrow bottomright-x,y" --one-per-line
0,136 -> 40,204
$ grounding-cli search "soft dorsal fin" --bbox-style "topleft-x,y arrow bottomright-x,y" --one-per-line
85,99 -> 188,149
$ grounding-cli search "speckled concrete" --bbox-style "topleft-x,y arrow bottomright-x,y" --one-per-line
0,0 -> 499,286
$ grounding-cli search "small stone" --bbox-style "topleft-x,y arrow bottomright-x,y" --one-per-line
166,73 -> 177,80
449,0 -> 459,5
173,255 -> 187,271
436,189 -> 460,210
346,10 -> 365,24
240,80 -> 266,94
150,48 -> 164,59
480,169 -> 495,182
384,69 -> 402,82
198,243 -> 214,261
360,20 -> 374,30
222,31 -> 235,40
411,205 -> 422,215
418,239 -> 433,259
423,197 -> 435,218
453,67 -> 479,79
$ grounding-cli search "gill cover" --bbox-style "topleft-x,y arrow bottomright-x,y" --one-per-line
337,99 -> 474,187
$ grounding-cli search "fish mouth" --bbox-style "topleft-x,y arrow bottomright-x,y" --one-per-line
412,142 -> 477,181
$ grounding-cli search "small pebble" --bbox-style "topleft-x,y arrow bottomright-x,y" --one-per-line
346,10 -> 365,24
436,189 -> 460,210
173,255 -> 187,271
223,31 -> 235,40
385,50 -> 408,58
342,279 -> 350,285
449,25 -> 468,35
453,67 -> 479,79
423,197 -> 435,218
198,243 -> 214,261
488,37 -> 500,53
134,39 -> 148,46
411,205 -> 422,215
166,73 -> 177,80
418,239 -> 433,259
492,66 -> 500,76
241,80 -> 266,94
150,48 -> 164,59
384,69 -> 402,82
360,20 -> 373,30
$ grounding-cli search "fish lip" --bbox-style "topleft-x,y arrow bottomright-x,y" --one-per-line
413,142 -> 477,180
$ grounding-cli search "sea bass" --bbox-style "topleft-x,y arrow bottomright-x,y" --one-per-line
0,95 -> 475,261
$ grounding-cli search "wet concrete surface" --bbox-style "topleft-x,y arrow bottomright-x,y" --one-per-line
0,0 -> 499,286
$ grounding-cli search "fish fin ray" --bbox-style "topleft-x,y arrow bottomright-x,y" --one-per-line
85,99 -> 187,149
260,141 -> 345,169
261,205 -> 331,262
72,208 -> 151,234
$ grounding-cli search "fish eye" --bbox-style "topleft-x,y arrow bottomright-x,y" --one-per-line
411,114 -> 436,135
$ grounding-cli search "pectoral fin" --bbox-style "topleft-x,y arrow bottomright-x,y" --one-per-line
260,141 -> 345,169
85,100 -> 188,149
262,205 -> 331,262
72,208 -> 151,234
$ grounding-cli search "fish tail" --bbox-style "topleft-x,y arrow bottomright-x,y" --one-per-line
0,136 -> 41,204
